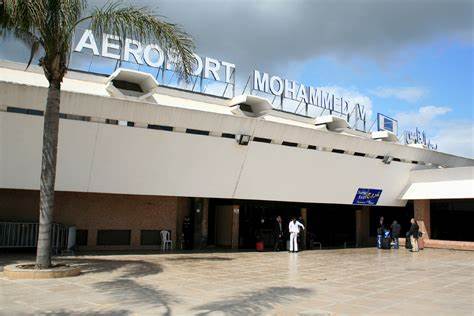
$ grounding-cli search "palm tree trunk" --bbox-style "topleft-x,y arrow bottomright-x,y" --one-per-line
36,80 -> 61,269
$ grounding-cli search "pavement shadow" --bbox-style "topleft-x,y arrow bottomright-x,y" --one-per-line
40,309 -> 130,316
165,256 -> 234,262
58,258 -> 163,278
94,278 -> 178,316
192,286 -> 313,315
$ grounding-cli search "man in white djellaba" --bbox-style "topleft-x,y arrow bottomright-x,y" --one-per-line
288,217 -> 305,253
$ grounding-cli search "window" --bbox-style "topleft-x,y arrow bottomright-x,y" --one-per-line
308,145 -> 317,150
354,152 -> 366,157
7,107 -> 43,116
76,229 -> 88,246
140,230 -> 161,246
221,133 -> 236,139
148,124 -> 173,131
186,128 -> 209,136
97,230 -> 131,246
332,149 -> 345,154
282,141 -> 298,147
253,137 -> 272,143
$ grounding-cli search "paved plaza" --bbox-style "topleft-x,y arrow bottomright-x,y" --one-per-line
0,248 -> 473,315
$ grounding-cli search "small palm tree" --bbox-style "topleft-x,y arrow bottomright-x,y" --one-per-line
0,0 -> 195,268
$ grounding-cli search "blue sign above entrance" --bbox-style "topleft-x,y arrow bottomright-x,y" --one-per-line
353,188 -> 382,205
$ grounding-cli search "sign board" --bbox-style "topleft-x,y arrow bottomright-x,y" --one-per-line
404,128 -> 437,150
69,28 -> 368,130
377,113 -> 398,134
353,188 -> 382,205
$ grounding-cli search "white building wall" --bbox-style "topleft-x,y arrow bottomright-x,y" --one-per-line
1,112 -> 416,206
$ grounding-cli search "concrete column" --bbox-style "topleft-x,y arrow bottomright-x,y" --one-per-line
414,199 -> 431,239
356,206 -> 370,247
231,205 -> 240,249
193,198 -> 209,249
300,207 -> 308,249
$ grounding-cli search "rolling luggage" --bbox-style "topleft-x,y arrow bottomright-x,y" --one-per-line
405,236 -> 412,249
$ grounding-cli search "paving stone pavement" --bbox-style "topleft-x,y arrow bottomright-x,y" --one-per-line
0,248 -> 473,315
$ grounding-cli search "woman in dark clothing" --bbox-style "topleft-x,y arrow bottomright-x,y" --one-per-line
391,220 -> 401,249
408,218 -> 419,252
376,216 -> 385,249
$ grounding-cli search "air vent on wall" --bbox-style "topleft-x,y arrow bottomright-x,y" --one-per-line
314,115 -> 350,132
371,130 -> 399,143
228,94 -> 273,117
105,68 -> 159,100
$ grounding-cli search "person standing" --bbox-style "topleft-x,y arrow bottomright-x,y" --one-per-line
376,216 -> 385,249
391,220 -> 401,249
182,216 -> 193,250
408,218 -> 420,252
273,216 -> 284,251
288,217 -> 305,253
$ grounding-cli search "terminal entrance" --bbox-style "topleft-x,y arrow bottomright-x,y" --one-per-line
208,199 -> 360,250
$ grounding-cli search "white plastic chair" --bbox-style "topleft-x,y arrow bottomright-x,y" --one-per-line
160,230 -> 172,251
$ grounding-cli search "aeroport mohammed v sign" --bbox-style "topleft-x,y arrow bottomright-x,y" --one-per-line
73,29 -> 367,121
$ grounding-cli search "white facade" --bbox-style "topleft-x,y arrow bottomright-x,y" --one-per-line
1,61 -> 472,207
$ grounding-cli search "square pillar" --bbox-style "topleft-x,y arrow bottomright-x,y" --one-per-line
301,207 -> 308,249
231,205 -> 240,249
193,198 -> 209,249
414,199 -> 431,239
356,206 -> 370,247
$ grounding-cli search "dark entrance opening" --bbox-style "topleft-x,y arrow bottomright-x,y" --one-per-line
431,199 -> 474,242
307,204 -> 356,248
369,202 -> 414,238
238,200 -> 301,249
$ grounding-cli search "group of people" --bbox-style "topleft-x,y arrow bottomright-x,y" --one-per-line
273,216 -> 305,253
377,216 -> 421,252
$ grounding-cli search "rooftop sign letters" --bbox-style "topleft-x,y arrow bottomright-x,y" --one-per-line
74,29 -> 235,84
72,29 -> 367,126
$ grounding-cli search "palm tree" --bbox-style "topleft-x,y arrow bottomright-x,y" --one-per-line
0,0 -> 195,268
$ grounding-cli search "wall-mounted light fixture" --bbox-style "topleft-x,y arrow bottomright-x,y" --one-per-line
236,134 -> 251,146
382,155 -> 393,165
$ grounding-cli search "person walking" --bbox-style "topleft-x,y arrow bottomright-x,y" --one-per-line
182,216 -> 193,250
408,218 -> 420,252
273,216 -> 284,251
288,217 -> 305,253
376,216 -> 385,249
391,220 -> 401,249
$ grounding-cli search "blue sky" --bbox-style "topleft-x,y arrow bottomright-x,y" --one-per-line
294,38 -> 473,157
1,0 -> 473,157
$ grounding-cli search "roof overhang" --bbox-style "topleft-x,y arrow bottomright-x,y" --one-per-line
228,94 -> 273,117
401,166 -> 474,200
106,68 -> 159,100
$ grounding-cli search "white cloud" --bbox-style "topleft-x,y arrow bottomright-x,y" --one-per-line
432,121 -> 474,158
396,105 -> 451,127
394,105 -> 473,158
370,87 -> 427,103
319,86 -> 373,119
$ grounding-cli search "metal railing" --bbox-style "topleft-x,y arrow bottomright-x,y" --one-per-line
0,222 -> 69,253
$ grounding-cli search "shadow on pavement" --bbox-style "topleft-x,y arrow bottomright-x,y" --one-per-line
192,286 -> 313,315
94,278 -> 178,316
40,309 -> 131,316
165,256 -> 234,262
57,257 -> 163,278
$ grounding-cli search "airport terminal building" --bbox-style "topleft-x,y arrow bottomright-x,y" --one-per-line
1,59 -> 473,252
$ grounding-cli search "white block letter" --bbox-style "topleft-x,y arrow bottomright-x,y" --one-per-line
205,57 -> 221,81
222,61 -> 236,83
101,33 -> 121,60
124,38 -> 143,64
253,70 -> 269,93
296,84 -> 309,103
284,80 -> 297,100
269,76 -> 283,96
143,44 -> 165,68
74,29 -> 99,55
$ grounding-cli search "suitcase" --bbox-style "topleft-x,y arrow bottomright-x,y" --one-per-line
405,237 -> 412,249
382,237 -> 391,249
418,237 -> 424,250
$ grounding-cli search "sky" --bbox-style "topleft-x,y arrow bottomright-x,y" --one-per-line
0,0 -> 473,158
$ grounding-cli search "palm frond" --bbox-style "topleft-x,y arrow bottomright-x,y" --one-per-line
88,2 -> 196,81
